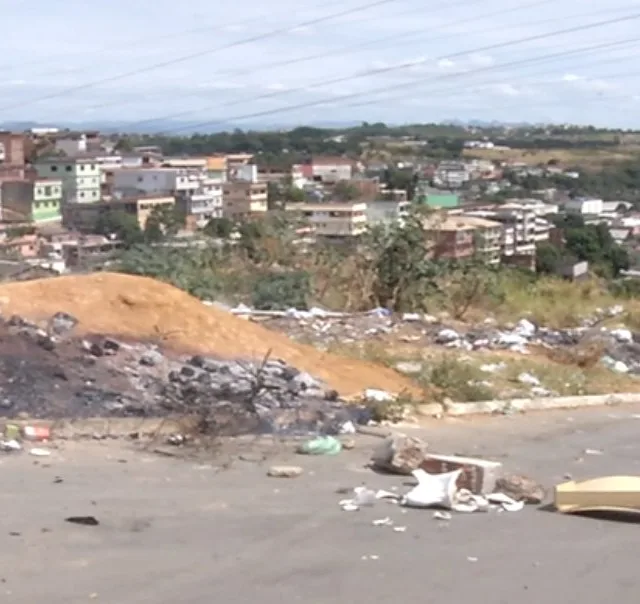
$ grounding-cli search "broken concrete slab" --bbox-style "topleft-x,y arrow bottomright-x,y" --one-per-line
370,434 -> 428,475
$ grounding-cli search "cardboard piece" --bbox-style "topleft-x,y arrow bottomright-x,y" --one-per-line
419,454 -> 502,495
554,476 -> 640,514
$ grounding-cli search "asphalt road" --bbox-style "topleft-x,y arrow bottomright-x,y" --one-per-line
2,406 -> 640,603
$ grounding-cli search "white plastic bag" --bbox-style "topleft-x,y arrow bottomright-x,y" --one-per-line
401,469 -> 462,509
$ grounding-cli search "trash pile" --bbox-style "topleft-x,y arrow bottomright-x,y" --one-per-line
0,273 -> 416,398
235,303 -> 640,376
337,434 -> 545,516
0,422 -> 51,456
0,310 -> 377,435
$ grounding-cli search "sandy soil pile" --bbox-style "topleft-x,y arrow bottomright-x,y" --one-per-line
0,273 -> 418,397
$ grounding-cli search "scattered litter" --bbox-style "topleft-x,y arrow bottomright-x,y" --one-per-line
584,448 -> 604,456
65,516 -> 99,526
467,557 -> 478,563
361,554 -> 380,560
402,469 -> 461,509
341,503 -> 360,512
339,421 -> 356,435
267,465 -> 303,478
372,517 -> 393,526
518,372 -> 541,387
487,492 -> 525,512
363,389 -> 395,403
433,511 -> 452,521
419,453 -> 502,494
22,425 -> 50,441
0,439 -> 21,452
339,486 -> 398,511
29,448 -> 51,457
298,436 -> 342,456
393,526 -> 407,532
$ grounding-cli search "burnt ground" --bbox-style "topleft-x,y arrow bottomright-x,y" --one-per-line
2,406 -> 640,603
0,315 -> 368,436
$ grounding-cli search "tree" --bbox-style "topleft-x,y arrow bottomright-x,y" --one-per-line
333,180 -> 360,201
204,217 -> 234,239
95,211 -> 143,248
535,241 -> 562,274
143,205 -> 186,241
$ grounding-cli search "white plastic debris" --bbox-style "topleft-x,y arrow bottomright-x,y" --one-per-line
518,372 -> 541,387
372,517 -> 393,526
435,328 -> 460,344
0,439 -> 21,452
584,448 -> 604,456
480,362 -> 506,373
339,420 -> 357,435
610,328 -> 633,343
363,389 -> 395,403
513,319 -> 536,338
401,469 -> 462,509
486,492 -> 525,512
433,511 -> 452,521
401,312 -> 421,322
29,448 -> 51,457
393,526 -> 407,532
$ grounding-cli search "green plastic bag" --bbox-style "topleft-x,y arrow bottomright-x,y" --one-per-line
298,436 -> 342,456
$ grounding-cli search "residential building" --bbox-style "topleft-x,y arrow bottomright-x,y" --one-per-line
1,178 -> 63,224
422,215 -> 475,260
228,162 -> 258,183
433,161 -> 470,189
223,182 -> 268,218
206,156 -> 227,182
257,164 -> 289,183
176,177 -> 223,227
0,131 -> 26,182
564,197 -> 604,215
366,200 -> 410,227
308,157 -> 354,183
453,216 -> 502,264
463,206 -> 550,257
62,195 -> 175,232
54,133 -> 88,156
286,202 -> 368,238
111,167 -> 201,195
34,157 -> 101,203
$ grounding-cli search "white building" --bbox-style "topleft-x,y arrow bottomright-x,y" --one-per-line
286,202 -> 368,238
564,197 -> 603,215
112,167 -> 223,224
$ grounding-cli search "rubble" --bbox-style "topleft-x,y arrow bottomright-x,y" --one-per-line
494,474 -> 546,504
371,434 -> 429,475
0,311 -> 376,437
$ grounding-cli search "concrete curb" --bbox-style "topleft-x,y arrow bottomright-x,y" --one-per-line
443,393 -> 640,417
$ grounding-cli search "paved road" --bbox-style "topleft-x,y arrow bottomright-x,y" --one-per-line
2,406 -> 640,603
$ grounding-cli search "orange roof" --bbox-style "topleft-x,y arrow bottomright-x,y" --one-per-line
206,156 -> 227,171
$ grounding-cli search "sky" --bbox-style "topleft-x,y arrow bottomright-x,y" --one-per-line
2,0 -> 640,130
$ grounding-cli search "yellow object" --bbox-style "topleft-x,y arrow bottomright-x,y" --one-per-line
554,476 -> 640,514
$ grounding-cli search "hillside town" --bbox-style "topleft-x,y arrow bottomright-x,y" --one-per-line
0,127 -> 637,278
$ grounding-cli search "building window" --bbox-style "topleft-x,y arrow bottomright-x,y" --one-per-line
90,165 -> 95,170
44,186 -> 52,196
36,188 -> 43,196
79,191 -> 85,198
51,165 -> 58,172
79,164 -> 85,171
65,165 -> 72,172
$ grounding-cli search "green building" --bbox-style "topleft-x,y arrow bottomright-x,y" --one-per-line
34,157 -> 101,203
1,178 -> 63,224
414,182 -> 460,208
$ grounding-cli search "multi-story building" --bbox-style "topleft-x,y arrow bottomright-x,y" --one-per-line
112,166 -> 223,226
564,197 -> 604,216
206,156 -> 227,182
308,157 -> 354,183
366,200 -> 410,227
285,202 -> 368,238
34,157 -> 101,203
0,178 -> 63,224
62,195 -> 175,232
423,215 -> 475,260
223,182 -> 268,218
433,161 -> 470,189
0,131 -> 26,182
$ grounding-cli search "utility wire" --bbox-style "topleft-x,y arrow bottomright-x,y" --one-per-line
0,0 -> 400,112
0,0 -> 347,73
149,12 -> 640,134
80,0 -> 555,117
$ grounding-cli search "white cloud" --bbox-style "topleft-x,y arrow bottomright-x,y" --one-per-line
437,58 -> 456,70
494,83 -> 520,97
468,53 -> 494,67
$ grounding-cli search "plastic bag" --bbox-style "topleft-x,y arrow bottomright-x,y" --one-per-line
401,469 -> 462,509
298,436 -> 342,455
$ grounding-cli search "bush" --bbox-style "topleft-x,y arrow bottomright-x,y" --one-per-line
251,271 -> 311,310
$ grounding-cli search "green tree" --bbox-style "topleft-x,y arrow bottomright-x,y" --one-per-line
535,242 -> 562,274
204,217 -> 235,238
95,211 -> 143,248
333,180 -> 360,201
143,205 -> 186,241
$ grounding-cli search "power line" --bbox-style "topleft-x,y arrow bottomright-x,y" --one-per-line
0,0 -> 400,112
80,0 -> 555,118
0,0 -> 347,74
149,12 -> 640,134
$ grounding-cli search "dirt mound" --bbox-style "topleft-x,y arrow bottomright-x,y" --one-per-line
0,273 -> 418,397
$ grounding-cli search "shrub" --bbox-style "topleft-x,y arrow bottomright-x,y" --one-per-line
251,271 -> 311,310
